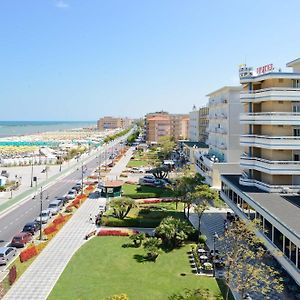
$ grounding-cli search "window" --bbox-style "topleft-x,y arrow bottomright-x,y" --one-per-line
293,79 -> 300,88
293,103 -> 300,112
294,154 -> 300,161
294,128 -> 300,136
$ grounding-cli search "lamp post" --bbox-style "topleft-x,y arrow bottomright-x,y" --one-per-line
213,232 -> 219,277
39,187 -> 43,241
30,159 -> 34,187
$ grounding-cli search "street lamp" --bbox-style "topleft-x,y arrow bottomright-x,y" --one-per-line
213,232 -> 219,277
39,187 -> 43,241
30,159 -> 34,187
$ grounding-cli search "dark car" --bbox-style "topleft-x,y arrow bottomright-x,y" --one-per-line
22,222 -> 40,235
72,186 -> 81,192
11,232 -> 32,248
55,196 -> 68,205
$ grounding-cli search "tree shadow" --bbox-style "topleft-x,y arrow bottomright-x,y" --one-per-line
133,254 -> 156,263
122,243 -> 138,248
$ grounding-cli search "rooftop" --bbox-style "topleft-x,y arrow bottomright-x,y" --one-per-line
222,174 -> 300,239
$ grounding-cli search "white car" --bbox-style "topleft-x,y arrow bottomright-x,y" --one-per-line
36,209 -> 52,224
65,190 -> 77,200
48,200 -> 63,215
0,247 -> 17,265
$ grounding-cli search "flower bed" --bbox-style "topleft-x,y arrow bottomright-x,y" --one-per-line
19,246 -> 38,263
97,229 -> 138,237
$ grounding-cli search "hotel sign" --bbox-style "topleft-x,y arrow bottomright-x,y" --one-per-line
256,64 -> 274,75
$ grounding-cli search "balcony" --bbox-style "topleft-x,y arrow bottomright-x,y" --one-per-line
240,87 -> 300,103
240,156 -> 300,175
239,176 -> 300,193
240,134 -> 300,149
240,112 -> 300,125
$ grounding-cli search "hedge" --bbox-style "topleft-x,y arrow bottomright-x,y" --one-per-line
20,246 -> 38,263
124,193 -> 157,199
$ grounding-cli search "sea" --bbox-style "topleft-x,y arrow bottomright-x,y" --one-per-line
0,121 -> 96,139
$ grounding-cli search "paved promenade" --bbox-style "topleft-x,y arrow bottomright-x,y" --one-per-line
4,147 -> 133,300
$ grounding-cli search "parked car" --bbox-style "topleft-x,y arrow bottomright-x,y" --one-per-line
48,199 -> 63,215
11,232 -> 32,248
55,196 -> 68,206
36,209 -> 52,224
72,185 -> 81,192
22,221 -> 40,235
65,190 -> 77,200
0,247 -> 17,265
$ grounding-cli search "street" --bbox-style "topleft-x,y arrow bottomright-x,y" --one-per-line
0,137 -> 126,250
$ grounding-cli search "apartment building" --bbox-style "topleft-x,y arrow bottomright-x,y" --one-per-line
220,59 -> 300,285
189,105 -> 209,143
145,112 -> 189,143
195,86 -> 242,188
97,117 -> 131,131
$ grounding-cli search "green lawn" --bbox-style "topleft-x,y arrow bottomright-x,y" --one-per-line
103,202 -> 184,228
127,160 -> 148,168
48,237 -> 223,300
123,183 -> 175,199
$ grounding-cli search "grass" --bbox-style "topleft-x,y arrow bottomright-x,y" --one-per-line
123,183 -> 175,199
103,202 -> 185,228
48,237 -> 222,300
127,160 -> 148,168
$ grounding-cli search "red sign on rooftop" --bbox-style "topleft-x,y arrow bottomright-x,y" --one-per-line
256,64 -> 273,75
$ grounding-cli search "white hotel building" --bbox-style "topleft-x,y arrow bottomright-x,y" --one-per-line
221,58 -> 300,285
195,86 -> 242,188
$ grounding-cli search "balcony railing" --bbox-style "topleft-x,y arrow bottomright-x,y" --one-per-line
240,87 -> 300,103
240,112 -> 300,125
239,176 -> 300,193
240,134 -> 300,149
240,156 -> 300,174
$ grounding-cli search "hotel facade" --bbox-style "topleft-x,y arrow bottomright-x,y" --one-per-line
195,86 -> 242,188
221,58 -> 300,285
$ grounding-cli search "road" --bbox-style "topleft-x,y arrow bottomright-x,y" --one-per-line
0,138 -> 126,248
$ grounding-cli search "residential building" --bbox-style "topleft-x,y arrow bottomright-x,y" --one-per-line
221,58 -> 300,286
97,117 -> 131,131
188,105 -> 209,143
145,112 -> 189,143
199,106 -> 209,142
195,86 -> 242,188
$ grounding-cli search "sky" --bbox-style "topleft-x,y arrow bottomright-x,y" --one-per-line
1,0 -> 300,121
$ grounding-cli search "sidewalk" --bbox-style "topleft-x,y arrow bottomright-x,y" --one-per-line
4,148 -> 133,300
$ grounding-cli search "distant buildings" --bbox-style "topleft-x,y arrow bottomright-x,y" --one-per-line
97,117 -> 132,131
145,112 -> 189,143
221,58 -> 300,286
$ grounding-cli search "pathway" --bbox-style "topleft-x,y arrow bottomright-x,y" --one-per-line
4,147 -> 133,300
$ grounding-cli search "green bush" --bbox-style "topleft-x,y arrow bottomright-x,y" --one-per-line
124,193 -> 157,199
199,234 -> 207,244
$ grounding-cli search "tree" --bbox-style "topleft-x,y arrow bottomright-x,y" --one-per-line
173,173 -> 205,216
169,288 -> 220,300
143,237 -> 161,261
191,184 -> 217,233
193,200 -> 209,234
129,232 -> 145,247
219,220 -> 283,300
155,216 -> 195,248
109,197 -> 136,219
158,136 -> 176,160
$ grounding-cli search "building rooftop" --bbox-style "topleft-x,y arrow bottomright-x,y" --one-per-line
286,58 -> 300,68
206,86 -> 242,97
182,141 -> 209,148
222,174 -> 300,239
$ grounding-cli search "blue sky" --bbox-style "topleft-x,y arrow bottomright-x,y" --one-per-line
1,0 -> 300,121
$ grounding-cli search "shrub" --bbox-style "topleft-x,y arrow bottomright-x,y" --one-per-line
20,246 -> 38,263
125,193 -> 157,199
198,234 -> 207,244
